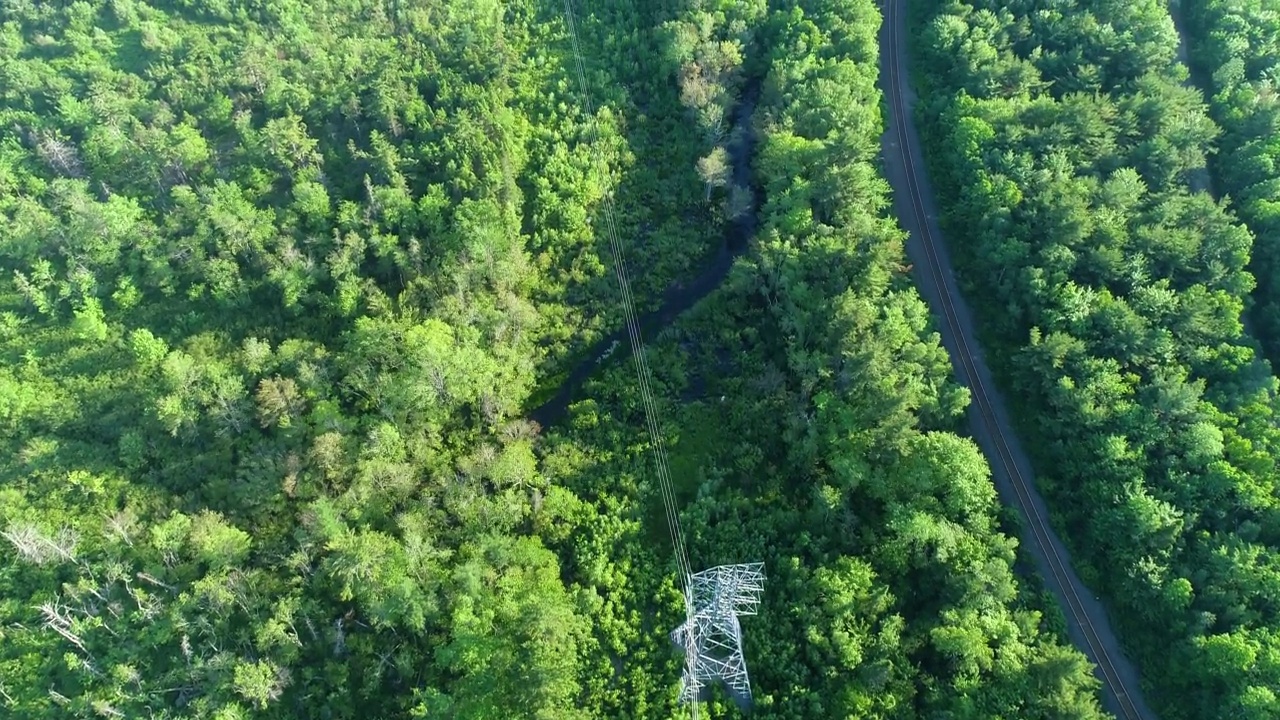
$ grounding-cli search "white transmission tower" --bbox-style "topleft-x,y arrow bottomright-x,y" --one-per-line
671,563 -> 766,711
557,1 -> 765,715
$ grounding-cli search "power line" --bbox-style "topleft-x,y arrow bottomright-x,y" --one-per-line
558,1 -> 700,716
559,0 -> 692,589
558,3 -> 765,715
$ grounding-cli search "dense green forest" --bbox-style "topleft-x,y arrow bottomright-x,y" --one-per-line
1180,0 -> 1280,372
0,0 -> 1112,717
913,0 -> 1280,717
543,0 -> 1109,717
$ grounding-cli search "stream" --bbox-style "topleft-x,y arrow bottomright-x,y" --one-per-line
529,83 -> 762,429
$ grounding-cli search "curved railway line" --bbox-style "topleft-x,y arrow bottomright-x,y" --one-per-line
880,1 -> 1157,718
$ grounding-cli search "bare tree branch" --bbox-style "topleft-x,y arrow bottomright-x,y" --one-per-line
104,511 -> 136,547
136,572 -> 175,591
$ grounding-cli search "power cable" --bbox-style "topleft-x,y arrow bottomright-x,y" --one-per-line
560,0 -> 693,587
559,1 -> 699,716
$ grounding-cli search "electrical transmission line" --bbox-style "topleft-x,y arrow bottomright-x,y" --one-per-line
559,0 -> 692,590
558,1 -> 763,714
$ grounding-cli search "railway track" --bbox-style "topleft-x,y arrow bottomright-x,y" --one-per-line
880,1 -> 1155,718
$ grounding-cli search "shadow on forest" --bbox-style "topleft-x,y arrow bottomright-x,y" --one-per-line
518,0 -> 767,428
528,77 -> 762,429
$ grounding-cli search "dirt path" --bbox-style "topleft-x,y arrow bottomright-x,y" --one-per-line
1165,0 -> 1269,348
878,2 -> 1158,718
1169,0 -> 1215,194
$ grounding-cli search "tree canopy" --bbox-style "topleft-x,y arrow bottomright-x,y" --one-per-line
0,0 -> 1112,718
914,0 -> 1280,717
1182,0 -> 1280,375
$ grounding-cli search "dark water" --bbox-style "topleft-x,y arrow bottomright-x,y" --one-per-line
529,85 -> 761,429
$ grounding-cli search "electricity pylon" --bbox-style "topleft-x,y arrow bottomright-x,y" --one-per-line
671,563 -> 765,711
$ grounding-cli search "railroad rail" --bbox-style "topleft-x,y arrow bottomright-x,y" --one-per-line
881,1 -> 1153,718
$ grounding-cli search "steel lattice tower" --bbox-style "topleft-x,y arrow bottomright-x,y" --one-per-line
671,563 -> 765,711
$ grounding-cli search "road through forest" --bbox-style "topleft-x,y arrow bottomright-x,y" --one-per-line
878,2 -> 1159,719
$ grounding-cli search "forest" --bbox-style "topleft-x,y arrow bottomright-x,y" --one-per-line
0,0 -> 1120,718
1180,0 -> 1280,375
913,0 -> 1280,718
